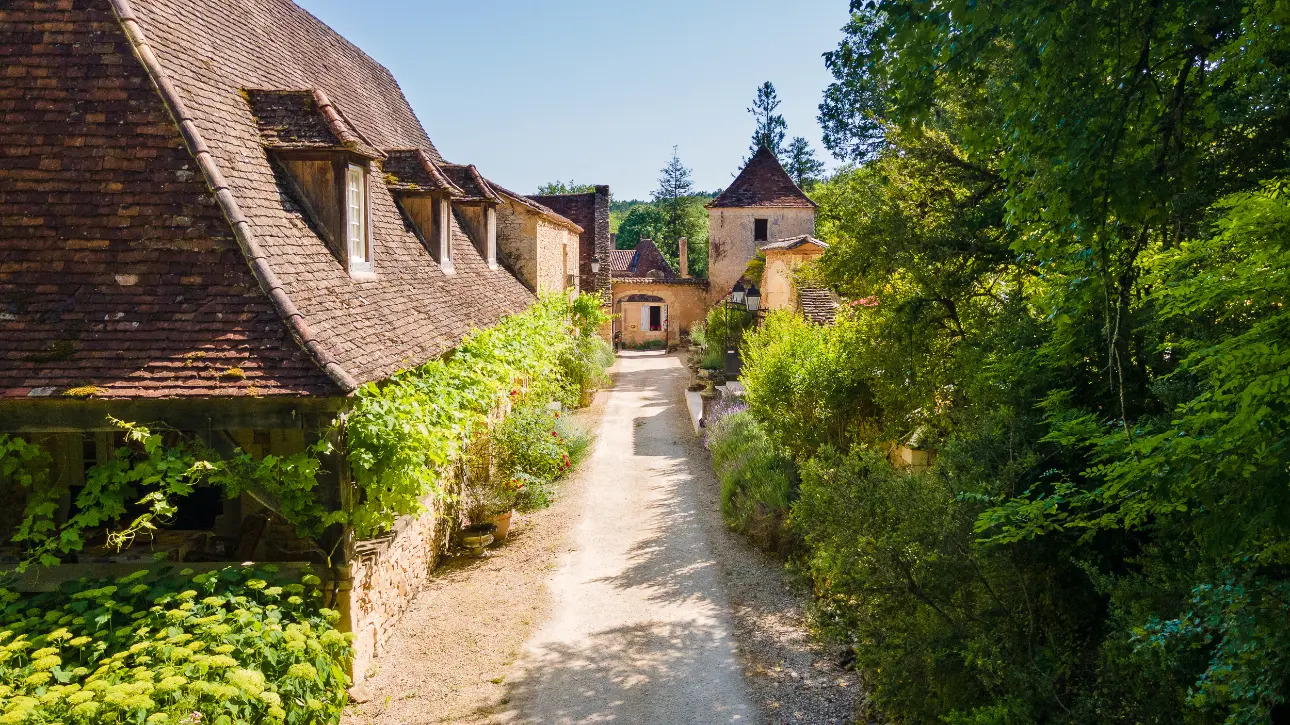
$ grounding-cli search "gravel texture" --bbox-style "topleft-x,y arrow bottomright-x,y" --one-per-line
342,351 -> 860,724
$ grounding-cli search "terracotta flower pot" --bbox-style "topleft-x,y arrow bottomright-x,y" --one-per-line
490,510 -> 514,541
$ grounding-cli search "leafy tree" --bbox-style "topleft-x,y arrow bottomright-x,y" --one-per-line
535,180 -> 594,195
818,7 -> 887,162
729,0 -> 1290,722
615,203 -> 667,250
747,81 -> 787,158
783,136 -> 826,189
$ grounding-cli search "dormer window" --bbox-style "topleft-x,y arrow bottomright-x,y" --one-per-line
245,88 -> 385,279
346,163 -> 371,272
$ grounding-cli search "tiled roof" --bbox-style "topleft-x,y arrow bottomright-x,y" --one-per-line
707,146 -> 817,209
483,179 -> 583,234
798,287 -> 839,325
382,149 -> 463,195
442,164 -> 500,203
607,250 -> 635,273
759,235 -> 828,252
610,239 -> 673,279
0,0 -> 537,398
245,88 -> 383,160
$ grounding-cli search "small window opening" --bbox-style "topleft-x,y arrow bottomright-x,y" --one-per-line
753,218 -> 769,242
437,196 -> 453,272
346,164 -> 371,272
649,305 -> 663,331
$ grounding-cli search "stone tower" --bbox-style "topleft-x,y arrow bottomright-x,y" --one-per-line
705,146 -> 816,305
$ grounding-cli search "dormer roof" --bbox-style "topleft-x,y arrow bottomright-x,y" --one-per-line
382,148 -> 464,196
707,146 -> 817,209
245,88 -> 384,160
441,164 -> 501,203
0,0 -> 538,399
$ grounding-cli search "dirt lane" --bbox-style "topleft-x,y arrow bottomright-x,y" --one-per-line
493,350 -> 757,723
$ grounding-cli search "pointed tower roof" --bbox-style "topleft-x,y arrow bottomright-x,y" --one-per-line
707,146 -> 817,209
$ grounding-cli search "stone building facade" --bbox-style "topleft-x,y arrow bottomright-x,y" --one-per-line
530,186 -> 613,300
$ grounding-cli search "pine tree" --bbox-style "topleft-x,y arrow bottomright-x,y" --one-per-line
784,137 -> 826,189
748,81 -> 787,158
653,146 -> 694,243
650,146 -> 703,272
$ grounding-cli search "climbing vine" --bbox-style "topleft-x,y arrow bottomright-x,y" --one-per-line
0,293 -> 610,566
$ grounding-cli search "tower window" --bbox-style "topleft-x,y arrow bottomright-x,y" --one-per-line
754,218 -> 768,242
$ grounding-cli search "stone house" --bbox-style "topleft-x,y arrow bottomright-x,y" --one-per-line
607,238 -> 708,348
759,235 -> 839,324
0,0 -> 586,681
707,146 -> 817,305
529,186 -> 613,301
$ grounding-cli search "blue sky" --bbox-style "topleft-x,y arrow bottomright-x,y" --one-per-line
294,0 -> 850,200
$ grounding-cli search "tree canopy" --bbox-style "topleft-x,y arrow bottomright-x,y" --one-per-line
731,1 -> 1290,721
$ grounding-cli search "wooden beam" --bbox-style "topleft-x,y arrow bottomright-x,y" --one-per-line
0,397 -> 345,433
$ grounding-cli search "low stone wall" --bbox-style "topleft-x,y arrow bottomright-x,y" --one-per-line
340,493 -> 454,683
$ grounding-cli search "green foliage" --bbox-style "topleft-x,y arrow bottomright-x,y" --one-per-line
747,81 -> 787,159
4,424 -> 338,574
344,293 -> 610,538
733,0 -> 1290,720
706,408 -> 797,554
1,295 -> 610,564
783,137 -> 825,190
535,180 -> 595,195
0,565 -> 351,724
615,197 -> 711,279
740,312 -> 874,458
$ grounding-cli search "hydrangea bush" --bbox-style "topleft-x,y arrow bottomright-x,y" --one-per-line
0,565 -> 351,724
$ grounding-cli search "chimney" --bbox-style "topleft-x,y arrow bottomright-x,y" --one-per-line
678,236 -> 690,278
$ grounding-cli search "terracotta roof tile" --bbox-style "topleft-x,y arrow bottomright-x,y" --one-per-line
708,146 -> 816,209
0,0 -> 538,398
607,250 -> 634,273
382,149 -> 463,195
798,287 -> 839,325
0,0 -> 335,399
760,235 -> 828,252
245,88 -> 383,159
441,164 -> 499,202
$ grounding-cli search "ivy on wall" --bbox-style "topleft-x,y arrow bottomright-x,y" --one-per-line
0,293 -> 611,569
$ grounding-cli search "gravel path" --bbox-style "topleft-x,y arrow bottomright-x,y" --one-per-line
343,351 -> 859,724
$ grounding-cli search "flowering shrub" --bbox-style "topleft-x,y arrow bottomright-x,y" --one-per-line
490,405 -> 590,513
0,565 -> 350,724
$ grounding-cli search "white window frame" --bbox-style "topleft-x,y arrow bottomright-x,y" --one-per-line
438,196 -> 454,274
345,163 -> 372,273
485,205 -> 497,269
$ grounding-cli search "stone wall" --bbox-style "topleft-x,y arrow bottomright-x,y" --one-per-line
762,246 -> 826,312
529,186 -> 611,300
708,207 -> 815,305
340,492 -> 452,683
495,198 -> 577,294
536,220 -> 574,294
